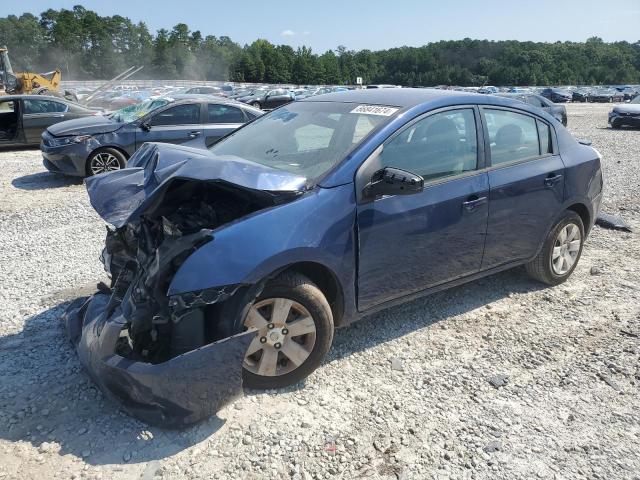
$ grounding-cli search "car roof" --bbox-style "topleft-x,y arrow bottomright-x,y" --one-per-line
301,88 -> 472,107
0,94 -> 72,102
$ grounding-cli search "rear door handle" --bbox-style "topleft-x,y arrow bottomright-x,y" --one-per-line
544,173 -> 563,187
462,196 -> 487,211
188,131 -> 201,138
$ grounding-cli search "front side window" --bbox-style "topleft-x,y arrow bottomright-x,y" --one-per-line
23,99 -> 67,114
484,109 -> 540,165
150,104 -> 200,126
379,108 -> 478,182
208,104 -> 245,123
209,101 -> 391,182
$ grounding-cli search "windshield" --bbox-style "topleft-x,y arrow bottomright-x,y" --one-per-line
109,98 -> 170,123
209,101 -> 394,181
631,95 -> 640,104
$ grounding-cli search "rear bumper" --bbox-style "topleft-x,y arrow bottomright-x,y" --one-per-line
63,293 -> 253,428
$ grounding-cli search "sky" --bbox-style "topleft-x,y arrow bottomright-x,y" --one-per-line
2,0 -> 640,52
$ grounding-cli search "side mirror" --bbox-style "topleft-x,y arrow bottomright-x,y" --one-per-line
363,167 -> 423,199
140,122 -> 151,131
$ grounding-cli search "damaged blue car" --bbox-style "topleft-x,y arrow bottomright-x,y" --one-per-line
66,89 -> 603,427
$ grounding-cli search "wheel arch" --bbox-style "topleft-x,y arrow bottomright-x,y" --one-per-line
566,202 -> 591,233
276,261 -> 345,327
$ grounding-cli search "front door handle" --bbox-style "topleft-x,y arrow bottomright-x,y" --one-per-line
544,173 -> 563,187
462,196 -> 488,211
188,131 -> 201,138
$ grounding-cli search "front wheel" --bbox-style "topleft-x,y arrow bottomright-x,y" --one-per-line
86,148 -> 126,176
242,273 -> 334,389
526,211 -> 585,285
250,101 -> 261,109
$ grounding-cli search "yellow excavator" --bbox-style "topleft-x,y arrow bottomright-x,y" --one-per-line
0,46 -> 76,101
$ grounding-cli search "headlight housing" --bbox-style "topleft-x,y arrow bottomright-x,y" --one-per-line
49,135 -> 92,147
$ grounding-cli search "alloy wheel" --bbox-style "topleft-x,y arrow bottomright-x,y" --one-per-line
90,152 -> 121,175
551,223 -> 581,275
243,297 -> 316,377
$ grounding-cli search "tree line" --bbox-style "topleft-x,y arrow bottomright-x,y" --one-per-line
1,5 -> 639,86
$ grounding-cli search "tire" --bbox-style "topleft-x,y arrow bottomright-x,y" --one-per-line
242,272 -> 334,389
86,148 -> 126,176
250,101 -> 261,109
525,211 -> 585,286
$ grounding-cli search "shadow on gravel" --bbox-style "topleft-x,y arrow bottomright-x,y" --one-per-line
328,267 -> 545,363
0,302 -> 226,466
0,268 -> 543,465
11,172 -> 83,190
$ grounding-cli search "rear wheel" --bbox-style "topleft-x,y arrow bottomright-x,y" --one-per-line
242,273 -> 334,389
86,148 -> 126,176
526,211 -> 584,285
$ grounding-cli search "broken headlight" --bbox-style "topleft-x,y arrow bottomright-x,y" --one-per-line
49,134 -> 92,147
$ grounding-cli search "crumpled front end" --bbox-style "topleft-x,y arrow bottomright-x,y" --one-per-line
63,150 -> 304,427
63,294 -> 253,428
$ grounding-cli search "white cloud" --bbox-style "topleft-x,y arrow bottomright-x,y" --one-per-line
281,30 -> 296,37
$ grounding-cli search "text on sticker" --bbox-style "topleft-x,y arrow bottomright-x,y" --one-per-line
350,105 -> 399,116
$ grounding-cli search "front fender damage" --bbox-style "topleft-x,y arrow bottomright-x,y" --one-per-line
64,294 -> 253,428
61,160 -> 303,427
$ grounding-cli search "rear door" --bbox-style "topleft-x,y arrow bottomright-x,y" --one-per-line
136,102 -> 203,148
481,107 -> 565,268
203,103 -> 246,147
356,107 -> 490,310
22,98 -> 69,144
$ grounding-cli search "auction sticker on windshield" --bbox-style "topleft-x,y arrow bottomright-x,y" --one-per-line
350,105 -> 399,116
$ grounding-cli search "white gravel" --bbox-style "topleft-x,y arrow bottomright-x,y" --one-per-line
0,104 -> 639,480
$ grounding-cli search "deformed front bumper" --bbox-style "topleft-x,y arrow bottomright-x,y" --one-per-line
63,293 -> 253,428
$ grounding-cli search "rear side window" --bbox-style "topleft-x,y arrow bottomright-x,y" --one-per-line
379,108 -> 478,181
484,109 -> 540,165
208,104 -> 245,123
150,104 -> 200,126
24,99 -> 67,114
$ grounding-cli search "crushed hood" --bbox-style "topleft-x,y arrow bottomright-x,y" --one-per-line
47,115 -> 122,137
85,142 -> 308,228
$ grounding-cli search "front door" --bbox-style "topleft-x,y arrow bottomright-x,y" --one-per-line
0,99 -> 23,145
136,102 -> 203,148
356,107 -> 489,311
480,107 -> 565,268
21,98 -> 69,144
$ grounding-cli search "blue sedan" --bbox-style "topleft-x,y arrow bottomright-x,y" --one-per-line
65,88 -> 603,427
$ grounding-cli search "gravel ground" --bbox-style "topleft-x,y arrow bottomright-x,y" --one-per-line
0,104 -> 638,480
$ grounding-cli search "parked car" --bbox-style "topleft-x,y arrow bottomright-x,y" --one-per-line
608,94 -> 640,128
65,88 -> 603,427
41,95 -> 262,176
540,88 -> 572,103
478,86 -> 499,94
237,88 -> 295,110
0,95 -> 98,147
496,93 -> 567,125
183,85 -> 224,96
572,88 -> 592,102
619,87 -> 639,101
589,88 -> 624,103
